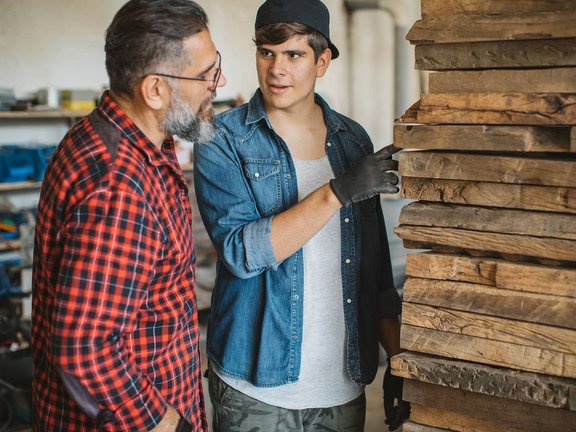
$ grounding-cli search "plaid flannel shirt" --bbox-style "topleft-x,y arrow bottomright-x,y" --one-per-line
32,92 -> 207,431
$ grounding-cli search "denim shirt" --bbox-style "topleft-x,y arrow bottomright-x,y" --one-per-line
194,90 -> 401,387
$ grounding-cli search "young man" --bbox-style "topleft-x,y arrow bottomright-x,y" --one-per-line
194,0 -> 406,430
31,1 -> 225,430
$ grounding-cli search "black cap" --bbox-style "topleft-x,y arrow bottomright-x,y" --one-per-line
255,0 -> 340,59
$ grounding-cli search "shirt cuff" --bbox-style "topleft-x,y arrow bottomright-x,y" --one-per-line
243,216 -> 278,272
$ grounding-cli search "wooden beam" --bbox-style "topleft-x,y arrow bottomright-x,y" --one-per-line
405,253 -> 576,298
428,68 -> 576,93
401,177 -> 576,214
402,303 -> 576,355
416,93 -> 576,125
572,127 -> 576,152
394,124 -> 571,152
420,0 -> 576,18
407,11 -> 576,44
405,380 -> 576,432
395,225 -> 576,263
402,277 -> 576,329
410,403 -> 525,432
403,421 -> 447,432
400,201 -> 576,240
415,38 -> 576,71
400,325 -> 576,378
398,152 -> 576,188
391,352 -> 576,410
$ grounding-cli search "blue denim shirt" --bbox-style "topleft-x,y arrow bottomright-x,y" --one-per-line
194,90 -> 401,387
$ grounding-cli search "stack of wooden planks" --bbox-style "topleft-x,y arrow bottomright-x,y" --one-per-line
391,1 -> 576,430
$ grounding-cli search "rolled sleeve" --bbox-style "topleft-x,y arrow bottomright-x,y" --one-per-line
243,216 -> 278,271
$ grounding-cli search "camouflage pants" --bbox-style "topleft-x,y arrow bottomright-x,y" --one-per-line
208,369 -> 366,432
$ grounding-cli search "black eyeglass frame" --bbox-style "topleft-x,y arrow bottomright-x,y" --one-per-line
152,51 -> 222,91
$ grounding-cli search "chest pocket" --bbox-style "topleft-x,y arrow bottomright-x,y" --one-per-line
242,159 -> 282,216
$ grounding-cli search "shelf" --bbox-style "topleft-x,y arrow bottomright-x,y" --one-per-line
0,110 -> 91,120
0,239 -> 20,252
0,181 -> 42,193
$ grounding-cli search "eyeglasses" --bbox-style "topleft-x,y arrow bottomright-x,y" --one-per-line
153,51 -> 222,91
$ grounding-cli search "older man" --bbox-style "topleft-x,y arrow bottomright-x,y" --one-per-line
31,1 -> 225,430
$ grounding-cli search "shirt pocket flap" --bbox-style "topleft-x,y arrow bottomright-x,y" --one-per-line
242,160 -> 281,181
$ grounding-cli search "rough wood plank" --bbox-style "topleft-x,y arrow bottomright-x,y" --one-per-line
394,225 -> 576,263
400,202 -> 576,240
428,68 -> 576,93
403,277 -> 576,329
410,403 -> 525,432
391,351 -> 576,410
407,11 -> 576,44
496,260 -> 576,298
401,324 -> 576,378
421,0 -> 576,17
403,303 -> 576,355
416,93 -> 576,125
401,177 -> 576,214
405,380 -> 576,432
403,421 -> 447,432
405,253 -> 576,298
394,124 -> 571,152
415,38 -> 576,71
398,152 -> 576,188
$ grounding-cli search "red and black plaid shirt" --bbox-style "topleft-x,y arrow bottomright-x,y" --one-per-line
32,92 -> 207,431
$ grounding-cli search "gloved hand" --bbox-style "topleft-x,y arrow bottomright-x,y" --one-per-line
383,364 -> 411,431
329,144 -> 400,207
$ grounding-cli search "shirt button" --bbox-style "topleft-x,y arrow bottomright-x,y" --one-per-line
293,295 -> 300,301
254,172 -> 260,178
347,299 -> 352,304
344,218 -> 350,223
293,335 -> 299,341
345,258 -> 351,264
327,142 -> 332,147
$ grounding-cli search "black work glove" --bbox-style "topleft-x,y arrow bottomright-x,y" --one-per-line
329,144 -> 400,207
383,364 -> 411,431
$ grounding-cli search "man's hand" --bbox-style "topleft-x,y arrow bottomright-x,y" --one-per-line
151,405 -> 182,432
383,364 -> 411,431
330,144 -> 400,207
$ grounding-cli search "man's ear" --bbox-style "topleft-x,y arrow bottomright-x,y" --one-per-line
316,48 -> 332,78
139,75 -> 168,110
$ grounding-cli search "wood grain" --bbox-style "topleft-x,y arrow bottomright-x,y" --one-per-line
416,93 -> 576,125
405,253 -> 576,298
401,325 -> 576,378
407,10 -> 576,44
395,225 -> 576,262
394,124 -> 571,152
428,68 -> 576,93
391,351 -> 576,410
398,151 -> 576,188
415,38 -> 576,70
405,380 -> 576,432
403,277 -> 576,329
401,177 -> 576,214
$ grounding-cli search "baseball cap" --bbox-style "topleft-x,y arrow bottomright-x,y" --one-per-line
255,0 -> 340,59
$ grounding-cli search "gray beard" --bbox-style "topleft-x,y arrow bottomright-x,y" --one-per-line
161,86 -> 216,144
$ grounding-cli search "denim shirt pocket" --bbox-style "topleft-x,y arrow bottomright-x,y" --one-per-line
242,158 -> 282,216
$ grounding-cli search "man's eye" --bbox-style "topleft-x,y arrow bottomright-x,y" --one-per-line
289,52 -> 301,59
260,50 -> 272,57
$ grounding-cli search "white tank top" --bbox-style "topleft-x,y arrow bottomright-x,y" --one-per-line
218,155 -> 362,409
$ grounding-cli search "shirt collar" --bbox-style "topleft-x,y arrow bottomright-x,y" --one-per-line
96,90 -> 175,167
245,89 -> 347,134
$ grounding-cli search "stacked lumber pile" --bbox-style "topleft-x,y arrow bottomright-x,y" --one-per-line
391,1 -> 576,430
